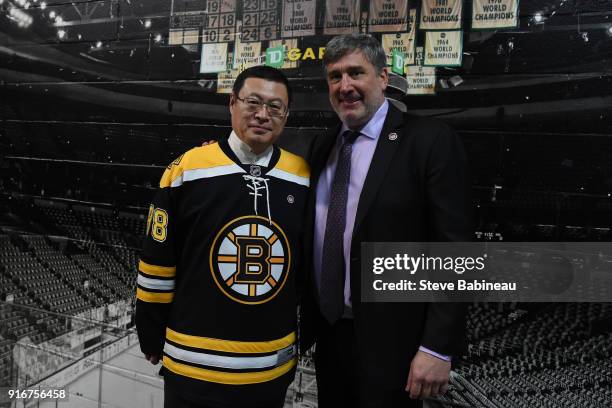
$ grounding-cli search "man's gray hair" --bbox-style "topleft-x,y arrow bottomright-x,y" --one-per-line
323,34 -> 387,73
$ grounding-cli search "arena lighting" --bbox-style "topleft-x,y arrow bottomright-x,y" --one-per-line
40,1 -> 46,9
534,12 -> 543,23
607,25 -> 612,36
49,10 -> 55,18
57,29 -> 65,39
96,40 -> 102,48
449,75 -> 463,87
144,19 -> 151,28
55,15 -> 63,24
154,33 -> 162,43
8,6 -> 33,28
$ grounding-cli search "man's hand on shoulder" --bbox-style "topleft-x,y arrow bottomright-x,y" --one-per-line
145,354 -> 161,365
405,350 -> 450,399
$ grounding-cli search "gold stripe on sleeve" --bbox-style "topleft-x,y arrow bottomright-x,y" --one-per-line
136,288 -> 174,303
139,260 -> 176,277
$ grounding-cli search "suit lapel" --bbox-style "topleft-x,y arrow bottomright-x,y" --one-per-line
311,123 -> 341,182
353,105 -> 405,232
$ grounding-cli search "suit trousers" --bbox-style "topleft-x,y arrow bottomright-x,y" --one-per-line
314,318 -> 422,408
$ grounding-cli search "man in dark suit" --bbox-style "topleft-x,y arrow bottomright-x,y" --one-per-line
300,34 -> 472,407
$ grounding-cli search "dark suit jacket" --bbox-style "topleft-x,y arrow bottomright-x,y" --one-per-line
300,104 -> 472,390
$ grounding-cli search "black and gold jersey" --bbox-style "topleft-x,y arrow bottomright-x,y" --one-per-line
135,139 -> 310,407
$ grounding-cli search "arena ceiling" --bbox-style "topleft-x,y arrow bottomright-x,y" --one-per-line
1,0 -> 612,132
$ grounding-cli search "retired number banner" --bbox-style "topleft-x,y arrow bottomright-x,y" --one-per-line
324,0 -> 361,35
381,9 -> 417,67
202,0 -> 237,43
169,0 -> 207,45
406,47 -> 436,95
282,0 -> 316,37
472,0 -> 518,30
424,31 -> 462,66
241,0 -> 280,42
420,0 -> 462,30
368,0 -> 408,33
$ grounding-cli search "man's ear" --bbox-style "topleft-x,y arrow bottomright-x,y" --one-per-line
380,67 -> 389,90
229,93 -> 236,114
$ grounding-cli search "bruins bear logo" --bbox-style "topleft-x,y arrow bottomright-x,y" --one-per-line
210,216 -> 291,304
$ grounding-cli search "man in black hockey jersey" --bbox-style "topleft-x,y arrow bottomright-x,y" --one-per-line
136,66 -> 309,408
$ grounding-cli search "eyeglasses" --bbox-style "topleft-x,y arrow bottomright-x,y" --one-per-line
235,95 -> 288,118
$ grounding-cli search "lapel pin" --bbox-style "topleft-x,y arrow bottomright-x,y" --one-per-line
388,132 -> 398,141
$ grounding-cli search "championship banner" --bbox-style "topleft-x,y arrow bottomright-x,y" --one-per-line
324,0 -> 361,35
406,47 -> 436,95
381,9 -> 417,67
424,30 -> 462,66
368,0 -> 408,33
269,39 -> 299,69
200,43 -> 228,73
472,0 -> 518,30
217,70 -> 239,93
202,0 -> 237,43
419,0 -> 462,30
168,0 -> 207,45
282,0 -> 316,37
241,0 -> 280,42
233,37 -> 262,69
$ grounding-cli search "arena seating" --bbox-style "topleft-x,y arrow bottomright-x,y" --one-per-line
0,198 -> 145,358
443,303 -> 612,407
2,171 -> 612,407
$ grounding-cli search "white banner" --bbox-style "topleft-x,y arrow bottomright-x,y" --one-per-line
424,31 -> 462,66
282,0 -> 316,37
324,0 -> 361,35
406,47 -> 436,95
200,43 -> 229,73
472,0 -> 518,30
419,0 -> 462,30
381,9 -> 417,67
368,0 -> 408,33
269,39 -> 299,69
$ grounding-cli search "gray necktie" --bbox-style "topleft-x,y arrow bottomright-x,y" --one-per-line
320,130 -> 360,324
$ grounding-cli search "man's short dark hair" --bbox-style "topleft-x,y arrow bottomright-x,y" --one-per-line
232,65 -> 292,106
323,34 -> 387,74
